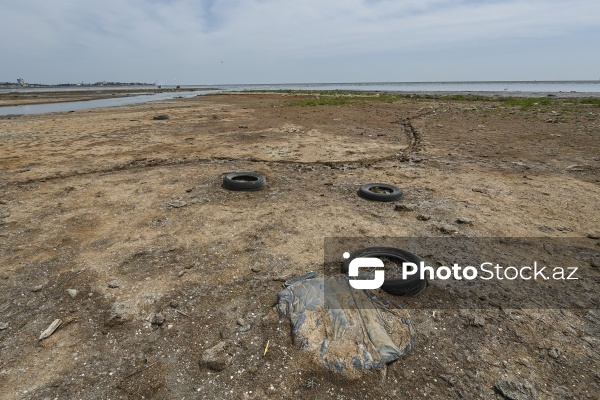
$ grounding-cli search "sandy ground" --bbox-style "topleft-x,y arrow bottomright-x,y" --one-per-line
0,92 -> 599,399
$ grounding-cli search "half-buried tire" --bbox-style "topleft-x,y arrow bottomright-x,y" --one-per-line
222,172 -> 266,191
358,183 -> 403,202
342,247 -> 427,296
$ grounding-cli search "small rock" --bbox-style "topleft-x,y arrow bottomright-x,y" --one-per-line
178,270 -> 186,277
456,217 -> 473,225
548,347 -> 561,359
251,266 -> 261,273
105,302 -> 131,326
587,231 -> 600,240
236,318 -> 246,326
107,280 -> 120,289
237,324 -> 253,333
471,316 -> 485,327
169,301 -> 180,308
438,224 -> 458,234
472,188 -> 487,193
0,211 -> 10,218
591,258 -> 600,268
537,225 -> 554,234
0,322 -> 8,330
416,214 -> 431,221
31,285 -> 44,292
495,379 -> 538,400
394,204 -> 415,212
167,199 -> 188,209
66,289 -> 78,298
151,313 -> 165,326
440,374 -> 456,386
200,340 -> 233,372
238,125 -> 248,128
39,319 -> 63,340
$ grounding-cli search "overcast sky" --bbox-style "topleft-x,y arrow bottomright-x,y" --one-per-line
2,0 -> 599,85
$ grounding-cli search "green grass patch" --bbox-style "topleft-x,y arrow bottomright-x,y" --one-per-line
568,98 -> 600,106
246,89 -> 600,109
281,92 -> 408,107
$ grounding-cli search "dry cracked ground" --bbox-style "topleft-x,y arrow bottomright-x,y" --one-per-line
0,92 -> 599,399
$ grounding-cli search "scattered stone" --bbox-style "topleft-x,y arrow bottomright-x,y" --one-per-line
456,217 -> 473,225
566,164 -> 585,171
107,280 -> 120,289
394,204 -> 416,212
236,318 -> 246,326
238,125 -> 248,128
495,379 -> 538,400
0,211 -> 10,218
438,224 -> 458,234
200,340 -> 234,372
66,289 -> 78,298
39,319 -> 63,340
548,347 -> 561,359
178,270 -> 186,277
151,313 -> 165,326
591,258 -> 600,268
0,322 -> 8,330
416,214 -> 431,221
471,316 -> 485,327
537,225 -> 554,234
169,301 -> 179,308
105,303 -> 130,326
587,231 -> 600,240
167,199 -> 188,209
251,266 -> 261,273
472,188 -> 487,193
31,285 -> 44,292
237,324 -> 253,333
440,374 -> 457,386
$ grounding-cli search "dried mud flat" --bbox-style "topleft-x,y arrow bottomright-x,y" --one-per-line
0,92 -> 599,399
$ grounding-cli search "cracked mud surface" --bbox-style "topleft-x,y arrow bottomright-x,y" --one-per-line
0,92 -> 599,399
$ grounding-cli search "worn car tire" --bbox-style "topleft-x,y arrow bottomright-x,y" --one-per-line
222,172 -> 266,191
342,247 -> 427,296
358,183 -> 403,202
153,114 -> 169,120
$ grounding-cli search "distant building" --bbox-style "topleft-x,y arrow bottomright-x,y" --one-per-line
17,78 -> 26,86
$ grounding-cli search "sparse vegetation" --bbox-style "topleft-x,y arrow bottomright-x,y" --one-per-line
260,90 -> 600,110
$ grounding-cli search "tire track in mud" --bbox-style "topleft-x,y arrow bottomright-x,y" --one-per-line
5,113 -> 427,187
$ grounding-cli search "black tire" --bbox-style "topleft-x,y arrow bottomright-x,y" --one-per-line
153,115 -> 169,120
342,247 -> 427,296
222,172 -> 266,191
358,183 -> 403,202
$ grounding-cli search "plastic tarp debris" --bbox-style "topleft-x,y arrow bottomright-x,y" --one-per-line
277,275 -> 416,373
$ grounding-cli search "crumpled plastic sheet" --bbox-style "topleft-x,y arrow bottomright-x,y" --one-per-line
277,275 -> 416,373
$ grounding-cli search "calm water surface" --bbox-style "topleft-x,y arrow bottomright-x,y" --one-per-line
2,81 -> 599,116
